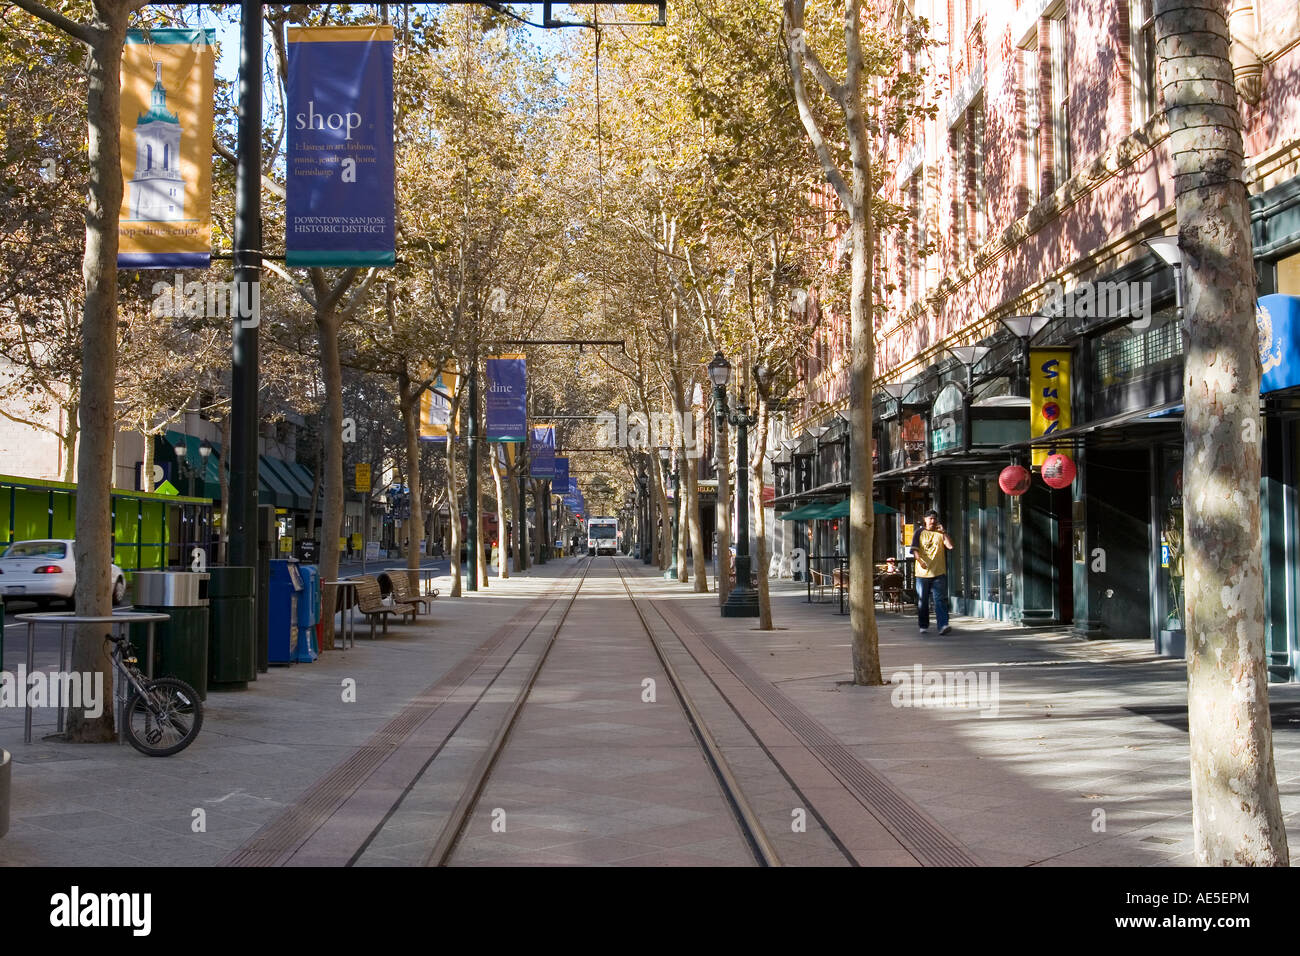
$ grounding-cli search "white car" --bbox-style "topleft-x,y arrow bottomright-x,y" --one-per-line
0,539 -> 127,608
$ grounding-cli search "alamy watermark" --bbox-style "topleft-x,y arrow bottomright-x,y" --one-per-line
151,274 -> 260,327
1042,278 -> 1152,329
596,404 -> 704,458
890,664 -> 999,717
0,666 -> 103,718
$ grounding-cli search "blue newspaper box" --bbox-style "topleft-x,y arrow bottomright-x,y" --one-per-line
294,563 -> 321,663
268,559 -> 302,665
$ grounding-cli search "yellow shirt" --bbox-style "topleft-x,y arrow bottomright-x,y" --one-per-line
911,529 -> 948,578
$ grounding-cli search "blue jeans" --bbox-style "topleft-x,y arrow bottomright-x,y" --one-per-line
917,574 -> 949,630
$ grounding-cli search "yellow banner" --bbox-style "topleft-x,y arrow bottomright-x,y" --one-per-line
355,463 -> 371,492
118,30 -> 214,268
1030,350 -> 1072,467
420,365 -> 460,441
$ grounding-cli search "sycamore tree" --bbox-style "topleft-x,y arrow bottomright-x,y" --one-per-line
1153,0 -> 1288,865
783,0 -> 929,685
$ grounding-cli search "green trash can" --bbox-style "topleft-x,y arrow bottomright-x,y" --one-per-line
208,567 -> 256,690
131,571 -> 210,701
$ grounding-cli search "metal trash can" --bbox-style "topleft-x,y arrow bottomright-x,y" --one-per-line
208,567 -> 256,689
131,571 -> 211,700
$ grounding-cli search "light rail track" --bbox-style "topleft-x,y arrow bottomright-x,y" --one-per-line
429,556 -> 781,867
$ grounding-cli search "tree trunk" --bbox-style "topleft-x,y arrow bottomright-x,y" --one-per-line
401,376 -> 423,582
476,440 -> 489,587
1156,0 -> 1288,865
686,459 -> 708,591
753,398 -> 773,629
316,313 -> 344,650
447,436 -> 462,597
490,444 -> 509,579
67,22 -> 128,743
62,399 -> 79,485
140,428 -> 155,493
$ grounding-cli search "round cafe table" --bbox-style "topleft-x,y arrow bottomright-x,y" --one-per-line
14,610 -> 170,745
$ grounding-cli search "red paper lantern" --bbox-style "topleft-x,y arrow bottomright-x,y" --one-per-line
998,465 -> 1031,496
1041,453 -> 1077,489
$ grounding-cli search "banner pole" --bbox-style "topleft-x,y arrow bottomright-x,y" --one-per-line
468,355 -> 479,592
229,0 -> 262,574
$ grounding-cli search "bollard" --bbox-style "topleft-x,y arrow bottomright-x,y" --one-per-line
0,749 -> 10,839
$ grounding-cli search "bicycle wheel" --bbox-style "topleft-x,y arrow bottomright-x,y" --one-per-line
123,677 -> 204,757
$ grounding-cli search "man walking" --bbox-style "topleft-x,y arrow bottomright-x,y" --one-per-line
910,509 -> 954,634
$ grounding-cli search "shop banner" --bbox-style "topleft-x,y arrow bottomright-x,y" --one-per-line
529,425 -> 555,479
419,366 -> 459,442
485,355 -> 527,442
1030,349 -> 1072,466
552,457 -> 569,495
1259,294 -> 1300,395
118,29 -> 215,269
286,26 -> 395,267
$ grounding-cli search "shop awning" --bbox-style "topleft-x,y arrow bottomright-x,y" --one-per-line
163,430 -> 219,499
259,455 -> 315,511
780,498 -> 899,520
779,502 -> 824,521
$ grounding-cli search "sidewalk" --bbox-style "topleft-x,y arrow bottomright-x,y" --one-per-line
656,574 -> 1300,866
0,563 -> 558,866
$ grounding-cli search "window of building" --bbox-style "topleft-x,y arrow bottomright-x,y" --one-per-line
1048,5 -> 1071,187
949,95 -> 985,264
907,171 -> 925,302
1130,0 -> 1158,126
1277,249 -> 1300,295
1019,40 -> 1040,211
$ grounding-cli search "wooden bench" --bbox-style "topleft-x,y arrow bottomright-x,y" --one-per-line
385,570 -> 436,615
354,576 -> 413,638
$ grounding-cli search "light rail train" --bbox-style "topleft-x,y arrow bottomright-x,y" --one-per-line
586,516 -> 619,556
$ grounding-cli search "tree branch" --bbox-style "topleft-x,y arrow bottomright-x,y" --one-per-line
8,0 -> 95,45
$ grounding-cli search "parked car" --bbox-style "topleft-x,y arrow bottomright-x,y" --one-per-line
0,539 -> 126,608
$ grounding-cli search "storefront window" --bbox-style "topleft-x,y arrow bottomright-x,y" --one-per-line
1157,446 -> 1185,633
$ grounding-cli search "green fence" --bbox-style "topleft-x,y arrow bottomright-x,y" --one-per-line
0,474 -> 214,578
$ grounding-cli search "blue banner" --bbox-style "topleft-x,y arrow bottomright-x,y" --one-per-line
1259,295 -> 1300,394
286,26 -> 395,267
486,355 -> 527,442
529,426 -> 555,479
552,457 -> 569,493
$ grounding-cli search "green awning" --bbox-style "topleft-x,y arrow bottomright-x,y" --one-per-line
779,502 -> 824,521
781,498 -> 899,520
163,430 -> 219,499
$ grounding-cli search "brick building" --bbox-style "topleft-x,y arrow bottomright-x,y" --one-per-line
772,0 -> 1300,675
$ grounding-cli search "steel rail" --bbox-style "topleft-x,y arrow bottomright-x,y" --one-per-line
610,558 -> 782,868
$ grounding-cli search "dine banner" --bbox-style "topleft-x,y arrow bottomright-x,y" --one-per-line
118,29 -> 215,268
485,355 -> 527,442
286,26 -> 395,267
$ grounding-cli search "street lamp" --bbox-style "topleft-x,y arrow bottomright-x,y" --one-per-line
1144,234 -> 1185,328
946,345 -> 992,390
708,350 -> 759,617
997,314 -> 1052,396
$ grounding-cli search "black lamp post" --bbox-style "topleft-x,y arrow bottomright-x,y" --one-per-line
708,351 -> 759,617
660,447 -> 679,578
997,315 -> 1052,396
638,465 -> 651,564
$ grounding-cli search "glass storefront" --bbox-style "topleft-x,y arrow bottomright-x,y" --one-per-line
944,474 -> 1014,620
1156,445 -> 1185,636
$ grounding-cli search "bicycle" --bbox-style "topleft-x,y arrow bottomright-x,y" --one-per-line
105,632 -> 204,757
